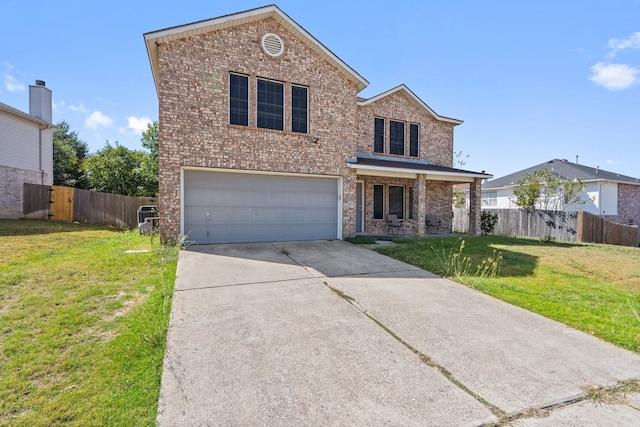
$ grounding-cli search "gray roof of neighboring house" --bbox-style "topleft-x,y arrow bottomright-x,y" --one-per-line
483,159 -> 640,189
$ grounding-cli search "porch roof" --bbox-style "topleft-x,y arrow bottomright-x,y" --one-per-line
347,154 -> 492,182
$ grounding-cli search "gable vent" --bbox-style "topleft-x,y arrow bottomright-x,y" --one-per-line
261,33 -> 284,57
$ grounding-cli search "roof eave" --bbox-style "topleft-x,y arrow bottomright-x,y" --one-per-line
357,84 -> 464,125
348,163 -> 491,182
0,102 -> 53,127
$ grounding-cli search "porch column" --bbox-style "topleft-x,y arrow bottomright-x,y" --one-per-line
469,178 -> 482,235
417,174 -> 427,235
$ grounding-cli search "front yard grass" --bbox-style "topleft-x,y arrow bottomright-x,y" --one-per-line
375,235 -> 640,353
0,219 -> 178,426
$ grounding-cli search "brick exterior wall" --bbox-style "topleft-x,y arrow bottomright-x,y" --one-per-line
156,18 -> 360,242
355,90 -> 457,234
617,183 -> 640,243
356,91 -> 454,166
153,11 -> 472,242
0,165 -> 46,218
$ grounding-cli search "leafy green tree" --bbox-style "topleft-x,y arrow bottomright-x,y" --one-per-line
138,121 -> 159,197
84,142 -> 146,196
512,168 -> 588,211
53,120 -> 88,188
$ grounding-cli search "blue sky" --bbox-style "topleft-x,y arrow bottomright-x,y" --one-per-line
1,0 -> 639,180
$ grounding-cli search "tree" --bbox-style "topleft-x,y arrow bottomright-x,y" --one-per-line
512,168 -> 588,211
84,142 -> 146,196
138,121 -> 159,197
53,120 -> 88,188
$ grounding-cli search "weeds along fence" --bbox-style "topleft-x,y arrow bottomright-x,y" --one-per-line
23,183 -> 157,229
453,208 -> 638,247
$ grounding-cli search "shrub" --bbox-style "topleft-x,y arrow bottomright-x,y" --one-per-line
481,211 -> 498,234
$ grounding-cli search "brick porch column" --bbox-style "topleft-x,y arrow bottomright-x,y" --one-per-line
469,178 -> 482,235
417,174 -> 427,235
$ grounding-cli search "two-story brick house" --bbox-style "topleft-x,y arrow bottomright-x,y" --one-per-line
144,5 -> 491,244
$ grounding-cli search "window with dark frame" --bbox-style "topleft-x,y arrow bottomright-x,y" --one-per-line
374,118 -> 385,153
291,85 -> 308,133
229,74 -> 249,126
389,120 -> 405,155
257,78 -> 284,130
373,184 -> 384,219
389,185 -> 404,219
410,124 -> 419,157
408,187 -> 414,219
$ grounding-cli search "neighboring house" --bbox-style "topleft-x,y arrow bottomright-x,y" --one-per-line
482,158 -> 640,226
0,81 -> 53,218
144,5 -> 491,244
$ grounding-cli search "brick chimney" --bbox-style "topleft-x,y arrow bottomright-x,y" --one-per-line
29,80 -> 52,123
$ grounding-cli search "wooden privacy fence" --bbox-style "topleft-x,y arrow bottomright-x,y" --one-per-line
23,183 -> 157,229
577,211 -> 638,247
452,208 -> 638,247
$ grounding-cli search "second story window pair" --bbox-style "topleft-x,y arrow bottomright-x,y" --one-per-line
374,117 -> 419,157
229,73 -> 308,134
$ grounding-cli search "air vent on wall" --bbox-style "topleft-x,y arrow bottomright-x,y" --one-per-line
261,33 -> 284,57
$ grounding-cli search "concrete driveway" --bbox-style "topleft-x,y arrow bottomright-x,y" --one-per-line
157,240 -> 640,426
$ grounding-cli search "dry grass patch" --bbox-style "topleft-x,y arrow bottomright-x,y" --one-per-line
0,219 -> 178,426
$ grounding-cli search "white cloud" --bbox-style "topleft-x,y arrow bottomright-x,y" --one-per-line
127,116 -> 152,134
589,62 -> 639,91
85,111 -> 114,129
69,103 -> 89,113
605,159 -> 620,166
607,31 -> 640,58
4,74 -> 25,92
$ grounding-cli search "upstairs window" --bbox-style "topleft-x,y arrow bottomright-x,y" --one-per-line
229,74 -> 249,126
374,118 -> 385,153
409,123 -> 419,157
257,79 -> 284,131
389,120 -> 405,155
291,85 -> 308,133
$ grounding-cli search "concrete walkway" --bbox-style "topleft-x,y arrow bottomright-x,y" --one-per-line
157,241 -> 640,426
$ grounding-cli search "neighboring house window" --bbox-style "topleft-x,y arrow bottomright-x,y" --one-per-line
408,186 -> 414,219
409,124 -> 419,157
229,73 -> 249,126
389,120 -> 405,155
389,185 -> 404,219
373,184 -> 384,219
374,118 -> 385,153
291,85 -> 308,133
257,78 -> 284,130
482,191 -> 497,207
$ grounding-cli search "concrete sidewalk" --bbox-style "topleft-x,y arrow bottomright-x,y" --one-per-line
157,241 -> 640,426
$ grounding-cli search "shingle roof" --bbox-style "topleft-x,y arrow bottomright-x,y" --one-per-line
483,158 -> 640,189
348,154 -> 492,179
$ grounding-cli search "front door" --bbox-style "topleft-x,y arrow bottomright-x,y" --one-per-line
356,181 -> 364,233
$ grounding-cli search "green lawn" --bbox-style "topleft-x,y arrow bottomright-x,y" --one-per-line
375,235 -> 640,353
0,219 -> 178,426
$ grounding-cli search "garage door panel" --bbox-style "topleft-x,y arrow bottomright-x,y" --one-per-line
184,171 -> 339,244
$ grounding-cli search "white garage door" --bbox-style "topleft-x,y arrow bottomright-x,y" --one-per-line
183,170 -> 340,244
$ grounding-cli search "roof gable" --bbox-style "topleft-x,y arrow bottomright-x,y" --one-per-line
484,158 -> 640,189
144,5 -> 369,93
357,84 -> 463,125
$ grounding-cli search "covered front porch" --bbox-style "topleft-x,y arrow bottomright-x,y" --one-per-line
348,154 -> 491,237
